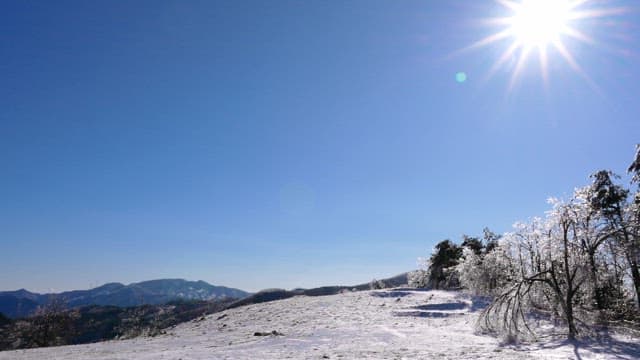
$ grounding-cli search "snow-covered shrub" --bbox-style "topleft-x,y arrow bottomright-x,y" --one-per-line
369,279 -> 386,290
408,269 -> 429,288
458,239 -> 515,296
457,247 -> 483,294
407,257 -> 430,288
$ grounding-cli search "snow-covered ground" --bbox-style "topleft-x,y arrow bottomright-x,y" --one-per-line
2,289 -> 639,359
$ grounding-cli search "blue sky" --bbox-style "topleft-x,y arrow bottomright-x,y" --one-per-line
2,0 -> 640,293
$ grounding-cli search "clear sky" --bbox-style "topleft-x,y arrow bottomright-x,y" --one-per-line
2,0 -> 640,293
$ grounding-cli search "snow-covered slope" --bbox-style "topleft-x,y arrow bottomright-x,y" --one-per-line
2,289 -> 639,359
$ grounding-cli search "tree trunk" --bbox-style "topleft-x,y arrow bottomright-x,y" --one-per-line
562,221 -> 578,340
587,250 -> 603,310
614,207 -> 640,309
628,257 -> 640,309
566,295 -> 576,340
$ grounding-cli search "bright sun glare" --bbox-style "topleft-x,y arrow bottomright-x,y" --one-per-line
509,0 -> 571,47
467,0 -> 627,89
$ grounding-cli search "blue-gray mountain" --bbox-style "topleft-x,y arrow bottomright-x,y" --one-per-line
0,279 -> 249,318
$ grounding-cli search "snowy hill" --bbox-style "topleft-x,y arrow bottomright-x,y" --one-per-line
1,289 -> 639,359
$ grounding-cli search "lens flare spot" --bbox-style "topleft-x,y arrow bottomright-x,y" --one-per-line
456,72 -> 467,83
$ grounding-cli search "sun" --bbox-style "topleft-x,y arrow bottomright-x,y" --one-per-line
466,0 -> 627,89
508,0 -> 572,48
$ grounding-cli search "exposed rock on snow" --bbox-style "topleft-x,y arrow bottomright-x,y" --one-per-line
253,331 -> 284,337
1,289 -> 638,359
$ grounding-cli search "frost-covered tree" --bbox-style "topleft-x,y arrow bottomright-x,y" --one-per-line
461,146 -> 640,340
483,227 -> 501,253
458,239 -> 515,296
422,146 -> 640,340
478,176 -> 640,340
572,175 -> 627,310
457,247 -> 482,293
478,198 -> 596,340
461,235 -> 483,256
589,169 -> 640,309
408,269 -> 429,288
628,144 -> 640,184
408,257 -> 430,288
625,146 -> 640,308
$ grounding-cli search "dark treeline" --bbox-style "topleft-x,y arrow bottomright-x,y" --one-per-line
0,298 -> 235,351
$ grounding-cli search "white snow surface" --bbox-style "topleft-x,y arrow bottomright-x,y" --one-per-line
2,289 -> 639,359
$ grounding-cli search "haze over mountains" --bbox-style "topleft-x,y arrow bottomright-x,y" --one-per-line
0,279 -> 249,318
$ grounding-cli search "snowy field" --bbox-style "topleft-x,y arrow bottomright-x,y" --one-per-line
2,289 -> 639,359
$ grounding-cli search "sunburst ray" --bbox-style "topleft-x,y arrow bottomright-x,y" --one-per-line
464,0 -> 629,89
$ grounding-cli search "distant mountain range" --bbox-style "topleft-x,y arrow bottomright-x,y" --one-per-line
0,279 -> 249,318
